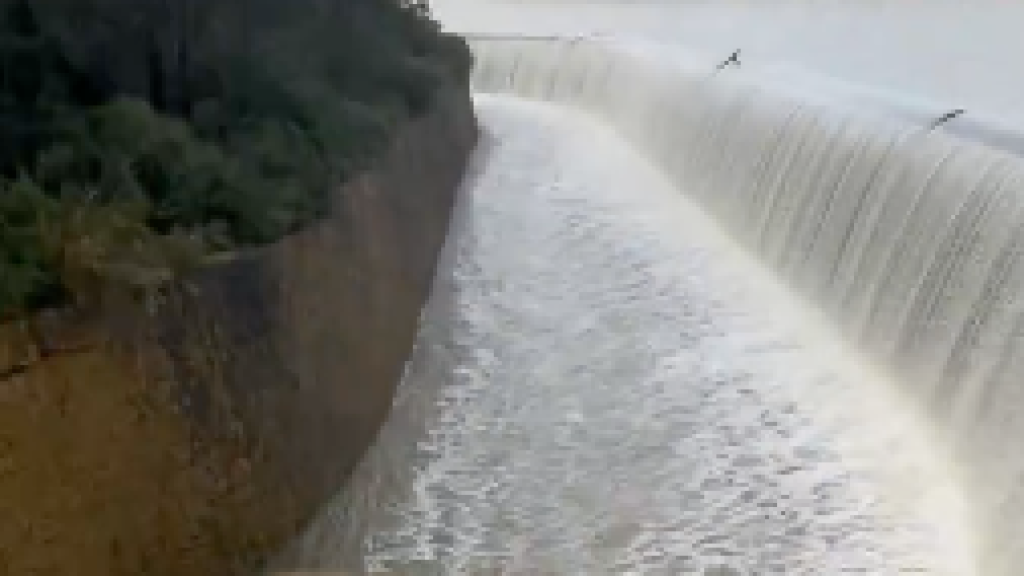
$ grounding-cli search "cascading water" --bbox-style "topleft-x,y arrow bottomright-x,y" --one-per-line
435,0 -> 1024,133
464,36 -> 1024,574
276,96 -> 976,574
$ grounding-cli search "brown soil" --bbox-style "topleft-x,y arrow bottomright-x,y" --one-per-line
0,331 -> 288,576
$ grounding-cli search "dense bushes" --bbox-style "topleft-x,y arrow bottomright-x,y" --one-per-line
0,0 -> 471,320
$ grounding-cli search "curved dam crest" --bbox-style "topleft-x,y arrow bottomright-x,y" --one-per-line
464,36 -> 1024,573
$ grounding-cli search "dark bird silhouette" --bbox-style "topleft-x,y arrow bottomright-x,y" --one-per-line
716,49 -> 742,71
930,108 -> 965,129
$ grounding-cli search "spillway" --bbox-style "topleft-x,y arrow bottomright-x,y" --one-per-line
271,13 -> 1024,576
275,96 -> 975,573
463,36 -> 1024,574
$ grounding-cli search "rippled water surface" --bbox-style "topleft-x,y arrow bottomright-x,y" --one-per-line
283,96 -> 972,574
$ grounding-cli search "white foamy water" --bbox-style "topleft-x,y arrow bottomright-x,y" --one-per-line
468,36 -> 1024,573
279,97 -> 973,574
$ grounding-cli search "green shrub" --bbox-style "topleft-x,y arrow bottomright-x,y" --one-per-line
0,178 -> 61,318
0,0 -> 469,319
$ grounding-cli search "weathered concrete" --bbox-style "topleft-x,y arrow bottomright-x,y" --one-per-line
0,87 -> 477,576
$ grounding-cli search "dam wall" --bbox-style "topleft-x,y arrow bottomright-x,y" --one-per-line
469,35 -> 1024,574
0,88 -> 477,575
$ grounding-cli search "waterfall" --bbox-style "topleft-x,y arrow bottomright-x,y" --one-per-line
469,35 -> 1024,575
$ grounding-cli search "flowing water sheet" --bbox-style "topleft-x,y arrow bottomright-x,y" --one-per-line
280,96 -> 973,575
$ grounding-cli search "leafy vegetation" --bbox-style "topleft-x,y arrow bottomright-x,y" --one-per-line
0,0 -> 472,320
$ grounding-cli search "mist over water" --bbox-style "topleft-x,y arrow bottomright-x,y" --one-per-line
281,97 -> 973,574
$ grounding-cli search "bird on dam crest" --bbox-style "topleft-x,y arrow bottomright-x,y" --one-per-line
929,108 -> 965,129
715,49 -> 742,71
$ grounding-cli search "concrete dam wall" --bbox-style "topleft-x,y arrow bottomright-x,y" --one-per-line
0,89 -> 476,576
469,36 -> 1024,574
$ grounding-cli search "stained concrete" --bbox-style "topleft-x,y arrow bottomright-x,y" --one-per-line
0,87 -> 476,576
